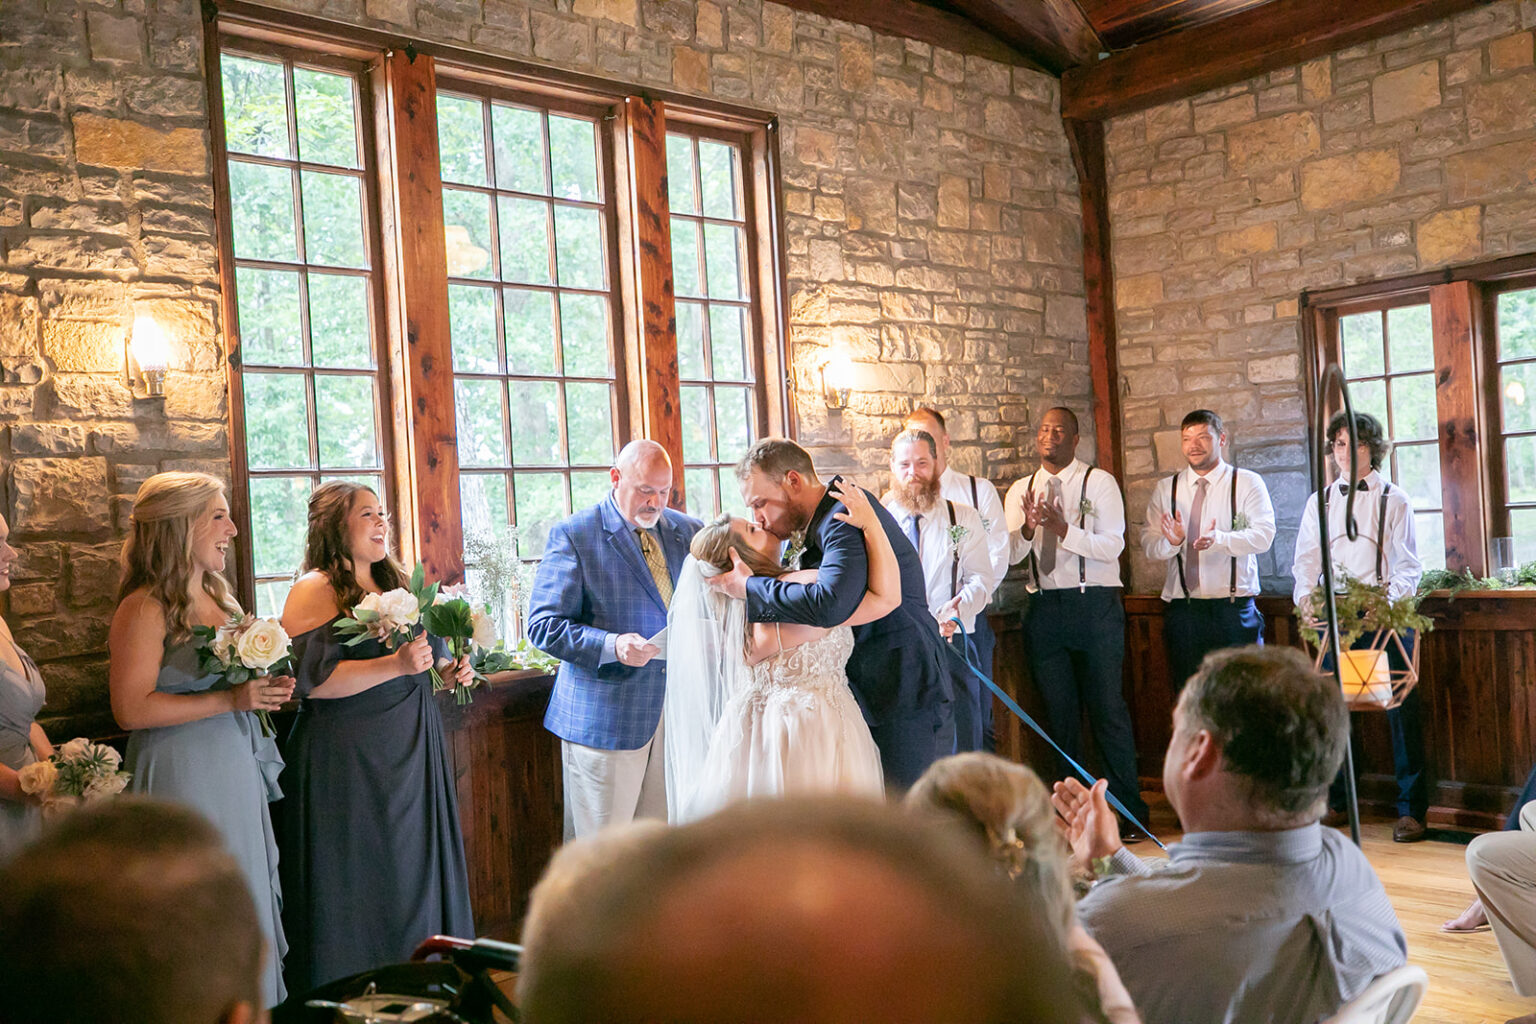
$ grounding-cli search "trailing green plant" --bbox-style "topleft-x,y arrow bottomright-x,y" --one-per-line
471,637 -> 559,676
1299,575 -> 1434,653
1417,567 -> 1497,599
464,524 -> 537,643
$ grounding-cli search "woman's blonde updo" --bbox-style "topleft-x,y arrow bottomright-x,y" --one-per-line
117,471 -> 241,641
689,514 -> 787,580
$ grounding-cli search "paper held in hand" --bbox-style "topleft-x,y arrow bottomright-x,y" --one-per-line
646,627 -> 668,660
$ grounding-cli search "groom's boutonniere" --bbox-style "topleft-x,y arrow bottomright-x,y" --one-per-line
1231,512 -> 1250,531
782,531 -> 807,570
1078,497 -> 1096,519
946,523 -> 970,549
979,515 -> 994,534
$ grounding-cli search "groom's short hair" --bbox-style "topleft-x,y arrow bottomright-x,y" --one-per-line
736,437 -> 819,485
518,796 -> 1085,1024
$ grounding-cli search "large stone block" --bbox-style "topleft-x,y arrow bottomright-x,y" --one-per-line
42,320 -> 124,373
10,423 -> 87,455
672,47 -> 709,94
1217,222 -> 1278,257
1371,61 -> 1441,123
844,179 -> 896,234
1490,30 -> 1534,71
1300,150 -> 1401,210
10,457 -> 111,534
72,113 -> 206,175
1467,70 -> 1536,138
1417,206 -> 1483,265
13,609 -> 111,663
1193,94 -> 1256,133
66,542 -> 122,607
0,293 -> 40,382
1116,273 -> 1164,310
1447,138 -> 1536,199
87,11 -> 143,63
48,373 -> 135,419
1248,352 -> 1299,383
573,0 -> 638,27
1226,112 -> 1319,172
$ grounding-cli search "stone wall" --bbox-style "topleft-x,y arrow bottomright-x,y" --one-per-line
1,0 -> 1087,736
1105,0 -> 1536,593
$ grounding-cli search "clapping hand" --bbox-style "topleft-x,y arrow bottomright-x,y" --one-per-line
1037,492 -> 1069,539
1159,511 -> 1186,546
1051,777 -> 1122,875
1191,519 -> 1217,551
1018,488 -> 1043,537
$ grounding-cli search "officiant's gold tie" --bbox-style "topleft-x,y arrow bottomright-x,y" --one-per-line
636,528 -> 673,606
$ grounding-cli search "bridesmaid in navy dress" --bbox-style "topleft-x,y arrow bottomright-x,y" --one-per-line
108,472 -> 294,1007
0,512 -> 53,864
279,481 -> 474,995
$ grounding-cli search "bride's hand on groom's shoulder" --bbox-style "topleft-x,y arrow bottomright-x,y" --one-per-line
830,481 -> 874,532
704,547 -> 751,600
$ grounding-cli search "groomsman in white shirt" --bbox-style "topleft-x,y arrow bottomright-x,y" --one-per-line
1003,407 -> 1150,837
1143,409 -> 1276,693
904,406 -> 1010,746
883,428 -> 998,752
1291,411 -> 1427,843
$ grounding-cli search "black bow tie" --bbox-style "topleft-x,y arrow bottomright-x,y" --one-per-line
1338,481 -> 1369,495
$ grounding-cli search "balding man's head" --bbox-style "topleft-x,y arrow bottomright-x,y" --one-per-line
519,797 -> 1084,1024
610,440 -> 673,528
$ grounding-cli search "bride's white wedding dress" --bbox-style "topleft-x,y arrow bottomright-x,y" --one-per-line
664,558 -> 884,824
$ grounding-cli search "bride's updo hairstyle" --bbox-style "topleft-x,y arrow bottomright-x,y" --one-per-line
905,753 -> 1074,942
303,481 -> 408,614
689,514 -> 787,579
118,471 -> 242,641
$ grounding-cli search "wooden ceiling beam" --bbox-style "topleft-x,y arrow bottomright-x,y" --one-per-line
1081,0 -> 1274,51
941,0 -> 1104,75
1062,0 -> 1490,121
768,0 -> 1043,71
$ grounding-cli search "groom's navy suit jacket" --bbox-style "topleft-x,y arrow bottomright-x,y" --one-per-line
745,477 -> 953,784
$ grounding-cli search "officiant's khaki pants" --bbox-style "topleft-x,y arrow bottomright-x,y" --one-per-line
1469,802 -> 1536,995
562,720 -> 666,840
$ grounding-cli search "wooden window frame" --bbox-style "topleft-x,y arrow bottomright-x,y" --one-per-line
1302,251 -> 1536,580
208,7 -> 789,608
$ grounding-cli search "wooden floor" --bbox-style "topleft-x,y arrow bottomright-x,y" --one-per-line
1138,801 -> 1528,1024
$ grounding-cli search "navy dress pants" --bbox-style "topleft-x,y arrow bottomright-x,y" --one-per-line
1162,596 -> 1264,695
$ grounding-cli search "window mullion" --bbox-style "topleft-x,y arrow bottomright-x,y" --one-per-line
1429,279 -> 1490,576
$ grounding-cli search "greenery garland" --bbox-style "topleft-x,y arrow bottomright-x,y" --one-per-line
1300,575 -> 1434,653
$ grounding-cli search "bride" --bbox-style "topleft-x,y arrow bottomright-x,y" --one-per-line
664,481 -> 897,823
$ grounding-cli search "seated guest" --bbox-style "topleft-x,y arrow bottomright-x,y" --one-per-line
1053,645 -> 1407,1024
518,796 -> 1087,1024
1445,759 -> 1536,933
907,753 -> 1140,1024
0,797 -> 263,1024
1467,802 -> 1536,1023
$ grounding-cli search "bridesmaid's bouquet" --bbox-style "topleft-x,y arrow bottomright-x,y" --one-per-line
192,613 -> 293,737
333,564 -> 453,696
17,737 -> 131,818
423,584 -> 497,706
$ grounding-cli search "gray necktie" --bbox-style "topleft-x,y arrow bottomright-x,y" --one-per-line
905,513 -> 922,558
1184,477 -> 1208,594
1038,477 -> 1062,576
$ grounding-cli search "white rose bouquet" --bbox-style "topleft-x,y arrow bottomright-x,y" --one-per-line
333,563 -> 454,696
422,583 -> 496,706
17,737 -> 131,819
192,613 -> 294,737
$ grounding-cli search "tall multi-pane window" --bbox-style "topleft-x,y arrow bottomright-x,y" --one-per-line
667,131 -> 758,519
219,52 -> 388,616
1494,287 -> 1536,560
436,90 -> 619,561
1337,303 -> 1446,571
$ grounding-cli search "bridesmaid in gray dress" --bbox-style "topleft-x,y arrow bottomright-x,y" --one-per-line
107,472 -> 295,1008
279,482 -> 474,995
0,513 -> 53,863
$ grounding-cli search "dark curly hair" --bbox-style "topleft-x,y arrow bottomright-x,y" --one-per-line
1181,645 -> 1348,824
1327,410 -> 1390,471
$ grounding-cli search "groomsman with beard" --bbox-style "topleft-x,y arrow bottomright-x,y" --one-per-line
1003,407 -> 1150,840
882,428 -> 998,752
904,406 -> 1011,747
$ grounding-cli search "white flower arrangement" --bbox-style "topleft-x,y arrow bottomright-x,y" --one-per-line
947,523 -> 970,549
1078,498 -> 1096,519
17,738 -> 131,819
192,613 -> 294,737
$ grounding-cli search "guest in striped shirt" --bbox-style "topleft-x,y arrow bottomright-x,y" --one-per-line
1052,644 -> 1407,1024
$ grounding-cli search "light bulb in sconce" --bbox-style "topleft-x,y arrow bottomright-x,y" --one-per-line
822,356 -> 853,410
130,314 -> 169,398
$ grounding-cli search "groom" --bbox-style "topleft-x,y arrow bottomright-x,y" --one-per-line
709,438 -> 955,786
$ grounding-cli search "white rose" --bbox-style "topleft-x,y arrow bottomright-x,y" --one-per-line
471,607 -> 498,649
58,737 -> 91,762
84,773 -> 129,801
436,583 -> 469,604
17,760 -> 57,797
212,622 -> 240,664
375,588 -> 421,629
356,592 -> 383,616
235,618 -> 291,671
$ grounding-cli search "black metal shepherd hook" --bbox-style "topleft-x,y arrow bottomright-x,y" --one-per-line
1313,362 -> 1364,848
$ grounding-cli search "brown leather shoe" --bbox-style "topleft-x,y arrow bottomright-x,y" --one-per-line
1393,815 -> 1427,843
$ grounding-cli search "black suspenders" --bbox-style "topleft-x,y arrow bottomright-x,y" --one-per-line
1322,481 -> 1393,586
1171,467 -> 1242,601
945,500 -> 961,600
1027,467 -> 1096,591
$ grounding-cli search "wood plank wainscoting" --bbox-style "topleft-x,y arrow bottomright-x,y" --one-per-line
990,596 -> 1531,831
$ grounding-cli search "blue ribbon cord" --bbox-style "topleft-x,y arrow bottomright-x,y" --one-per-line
946,618 -> 1167,852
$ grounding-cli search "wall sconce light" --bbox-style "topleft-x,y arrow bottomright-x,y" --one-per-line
822,356 -> 853,410
129,314 -> 169,398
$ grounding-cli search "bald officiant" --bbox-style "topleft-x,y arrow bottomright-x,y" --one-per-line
527,440 -> 703,839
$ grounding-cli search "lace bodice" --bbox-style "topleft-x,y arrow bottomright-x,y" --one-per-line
748,625 -> 856,697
